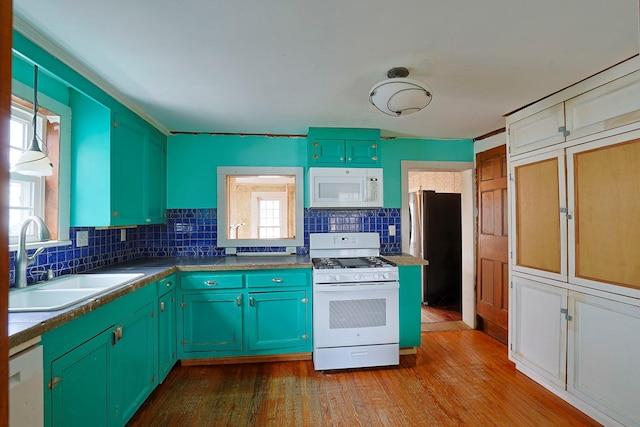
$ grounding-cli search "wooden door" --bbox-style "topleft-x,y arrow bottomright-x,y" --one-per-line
476,145 -> 509,343
1,2 -> 11,425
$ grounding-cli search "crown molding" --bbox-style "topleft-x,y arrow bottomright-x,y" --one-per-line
12,14 -> 171,135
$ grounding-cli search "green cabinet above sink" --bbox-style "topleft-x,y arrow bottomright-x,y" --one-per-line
70,90 -> 166,227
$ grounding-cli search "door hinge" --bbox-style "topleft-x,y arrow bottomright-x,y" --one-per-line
558,126 -> 570,137
112,325 -> 123,345
151,310 -> 155,318
151,375 -> 156,383
48,377 -> 61,390
560,308 -> 572,321
181,340 -> 188,345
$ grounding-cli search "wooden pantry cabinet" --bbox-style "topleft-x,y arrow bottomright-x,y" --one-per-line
507,56 -> 640,427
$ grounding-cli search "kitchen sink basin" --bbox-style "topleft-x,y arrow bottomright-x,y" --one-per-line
9,273 -> 144,312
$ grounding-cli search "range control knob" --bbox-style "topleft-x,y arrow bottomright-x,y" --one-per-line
354,274 -> 361,281
331,275 -> 340,282
373,273 -> 380,280
383,273 -> 390,279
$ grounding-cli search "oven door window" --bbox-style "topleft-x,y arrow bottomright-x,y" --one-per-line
313,283 -> 399,347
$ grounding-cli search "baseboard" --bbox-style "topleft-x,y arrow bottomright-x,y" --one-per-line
181,352 -> 312,366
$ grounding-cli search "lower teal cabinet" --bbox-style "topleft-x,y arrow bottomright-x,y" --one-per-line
179,269 -> 312,359
181,292 -> 243,353
43,283 -> 158,427
50,328 -> 112,427
111,301 -> 157,425
399,265 -> 422,348
157,275 -> 177,382
247,290 -> 308,351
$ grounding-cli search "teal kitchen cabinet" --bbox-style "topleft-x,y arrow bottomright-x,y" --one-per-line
399,265 -> 422,348
111,300 -> 157,425
247,290 -> 309,351
70,89 -> 166,227
43,283 -> 157,427
178,269 -> 312,359
178,272 -> 245,356
50,328 -> 112,427
157,275 -> 177,382
181,292 -> 244,353
307,128 -> 381,166
309,139 -> 379,166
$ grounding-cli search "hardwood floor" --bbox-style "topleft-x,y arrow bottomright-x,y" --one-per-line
127,331 -> 600,426
421,305 -> 462,323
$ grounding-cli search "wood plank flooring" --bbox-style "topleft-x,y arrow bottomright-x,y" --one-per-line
127,331 -> 599,427
421,305 -> 462,323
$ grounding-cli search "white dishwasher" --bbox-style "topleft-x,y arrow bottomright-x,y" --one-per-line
9,341 -> 44,427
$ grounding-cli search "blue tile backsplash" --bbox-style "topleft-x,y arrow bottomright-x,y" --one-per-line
9,208 -> 401,287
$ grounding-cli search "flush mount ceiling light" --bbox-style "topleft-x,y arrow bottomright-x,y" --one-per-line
15,65 -> 53,177
369,67 -> 432,117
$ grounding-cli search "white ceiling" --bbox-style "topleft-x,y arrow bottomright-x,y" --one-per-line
13,1 -> 640,139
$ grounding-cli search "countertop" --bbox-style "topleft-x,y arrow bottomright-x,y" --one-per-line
8,253 -> 425,348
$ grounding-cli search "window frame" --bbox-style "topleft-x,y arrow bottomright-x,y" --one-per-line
9,79 -> 71,252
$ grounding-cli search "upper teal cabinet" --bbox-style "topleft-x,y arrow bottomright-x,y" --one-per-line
70,90 -> 166,227
307,128 -> 381,167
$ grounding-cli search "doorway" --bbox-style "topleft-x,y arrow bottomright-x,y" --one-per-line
401,162 -> 475,331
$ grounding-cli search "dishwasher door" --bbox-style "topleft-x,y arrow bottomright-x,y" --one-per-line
9,345 -> 44,427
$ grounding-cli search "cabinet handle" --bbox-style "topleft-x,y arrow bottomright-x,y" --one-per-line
236,295 -> 242,306
301,334 -> 308,340
113,326 -> 123,345
204,280 -> 218,286
166,281 -> 172,287
372,156 -> 378,161
272,278 -> 283,283
160,301 -> 165,312
371,143 -> 377,148
313,142 -> 319,147
249,296 -> 255,307
340,157 -> 344,161
301,298 -> 308,303
313,154 -> 319,159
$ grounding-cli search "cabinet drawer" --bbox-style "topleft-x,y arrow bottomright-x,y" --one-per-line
246,269 -> 310,288
180,273 -> 244,290
156,274 -> 177,294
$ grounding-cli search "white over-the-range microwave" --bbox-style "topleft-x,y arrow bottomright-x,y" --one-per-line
308,167 -> 383,208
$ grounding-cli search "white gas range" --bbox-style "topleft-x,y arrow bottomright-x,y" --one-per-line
310,232 -> 400,370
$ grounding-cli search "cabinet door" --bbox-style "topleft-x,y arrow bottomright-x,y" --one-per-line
145,132 -> 166,224
398,266 -> 421,348
510,150 -> 567,281
345,140 -> 378,164
510,275 -> 567,388
111,301 -> 157,426
310,139 -> 346,164
112,114 -> 147,225
567,134 -> 640,291
158,288 -> 177,382
565,69 -> 640,141
568,292 -> 640,426
181,292 -> 243,352
50,328 -> 112,427
247,291 -> 309,351
508,103 -> 566,155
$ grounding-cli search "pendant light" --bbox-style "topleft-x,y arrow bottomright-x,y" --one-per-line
15,65 -> 53,177
369,67 -> 433,117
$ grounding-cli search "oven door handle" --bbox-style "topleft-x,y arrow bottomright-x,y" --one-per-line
314,282 -> 399,292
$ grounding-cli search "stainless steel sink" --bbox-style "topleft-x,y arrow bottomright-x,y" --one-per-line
9,273 -> 144,312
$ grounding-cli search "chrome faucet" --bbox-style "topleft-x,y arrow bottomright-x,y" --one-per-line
16,215 -> 51,288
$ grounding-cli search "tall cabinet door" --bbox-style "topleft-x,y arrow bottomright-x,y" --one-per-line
510,150 -> 567,281
112,114 -> 146,225
567,135 -> 640,290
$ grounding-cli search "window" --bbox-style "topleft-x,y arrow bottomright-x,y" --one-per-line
8,79 -> 70,251
9,103 -> 47,244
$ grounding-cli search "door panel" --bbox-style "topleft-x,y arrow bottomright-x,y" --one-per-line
476,145 -> 509,340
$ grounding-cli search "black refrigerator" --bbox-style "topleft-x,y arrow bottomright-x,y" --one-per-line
408,190 -> 462,309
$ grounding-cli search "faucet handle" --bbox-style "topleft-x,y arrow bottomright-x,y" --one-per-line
28,247 -> 46,265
